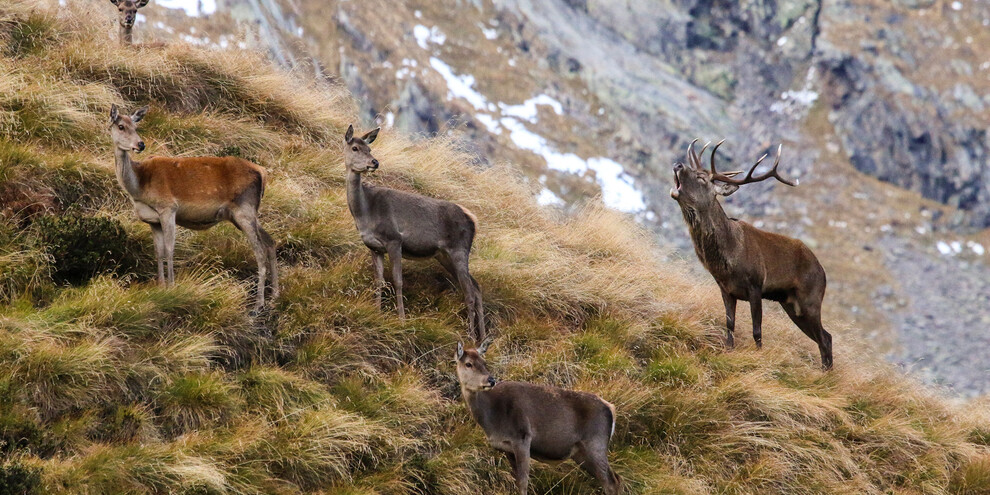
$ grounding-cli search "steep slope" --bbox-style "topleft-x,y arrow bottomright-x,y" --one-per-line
1,2 -> 989,494
125,0 -> 990,396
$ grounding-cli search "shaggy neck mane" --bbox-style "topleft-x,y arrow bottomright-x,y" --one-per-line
682,199 -> 736,273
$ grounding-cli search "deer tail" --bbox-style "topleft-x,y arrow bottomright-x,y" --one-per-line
257,167 -> 267,200
458,205 -> 478,227
602,399 -> 617,439
458,205 -> 478,240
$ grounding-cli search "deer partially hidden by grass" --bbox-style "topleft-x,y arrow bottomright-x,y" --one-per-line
670,140 -> 833,370
344,125 -> 486,341
455,341 -> 621,494
108,104 -> 278,311
110,0 -> 148,45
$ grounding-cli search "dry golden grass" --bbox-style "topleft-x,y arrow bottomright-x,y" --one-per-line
0,2 -> 987,494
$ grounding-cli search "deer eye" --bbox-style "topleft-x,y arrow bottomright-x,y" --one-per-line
351,146 -> 358,152
118,125 -> 125,130
465,363 -> 473,368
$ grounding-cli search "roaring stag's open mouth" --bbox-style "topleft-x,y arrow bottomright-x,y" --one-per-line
670,167 -> 682,199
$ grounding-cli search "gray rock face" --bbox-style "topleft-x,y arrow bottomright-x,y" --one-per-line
818,42 -> 990,228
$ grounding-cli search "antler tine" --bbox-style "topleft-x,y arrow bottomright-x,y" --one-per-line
687,138 -> 701,169
768,144 -> 797,186
699,141 -> 711,165
709,139 -> 725,175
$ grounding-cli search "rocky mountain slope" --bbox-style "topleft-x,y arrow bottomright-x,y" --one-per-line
2,1 -> 990,493
130,0 -> 990,398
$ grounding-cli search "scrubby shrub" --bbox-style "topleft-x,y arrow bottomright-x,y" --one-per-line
0,461 -> 40,495
34,215 -> 144,285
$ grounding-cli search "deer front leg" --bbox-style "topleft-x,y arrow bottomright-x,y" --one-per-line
150,223 -> 165,285
387,243 -> 405,319
512,441 -> 531,495
371,251 -> 385,310
749,292 -> 763,349
160,209 -> 178,286
720,289 -> 737,349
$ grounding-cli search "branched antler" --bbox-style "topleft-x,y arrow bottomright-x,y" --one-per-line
710,141 -> 797,187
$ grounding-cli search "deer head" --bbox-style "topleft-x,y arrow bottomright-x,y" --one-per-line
110,0 -> 148,32
109,104 -> 148,153
670,139 -> 796,213
343,125 -> 381,174
455,339 -> 496,392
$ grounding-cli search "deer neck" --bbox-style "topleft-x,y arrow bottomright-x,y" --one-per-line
683,200 -> 738,273
462,387 -> 495,431
114,147 -> 143,199
346,170 -> 373,230
119,24 -> 133,45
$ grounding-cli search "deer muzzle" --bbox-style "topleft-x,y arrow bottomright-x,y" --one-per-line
670,163 -> 684,200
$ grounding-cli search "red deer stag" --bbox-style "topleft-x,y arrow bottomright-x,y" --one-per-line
108,104 -> 278,311
344,125 -> 485,341
110,0 -> 148,45
456,341 -> 620,494
670,140 -> 833,370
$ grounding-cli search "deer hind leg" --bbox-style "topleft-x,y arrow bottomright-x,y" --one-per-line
231,209 -> 267,311
782,302 -> 833,371
371,251 -> 385,310
573,442 -> 621,495
443,250 -> 484,341
387,243 -> 405,319
749,292 -> 763,349
258,224 -> 279,300
720,289 -> 737,349
160,209 -> 178,286
150,223 -> 166,285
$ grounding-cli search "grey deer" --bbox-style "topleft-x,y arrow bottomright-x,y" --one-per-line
344,125 -> 486,340
110,0 -> 148,45
109,104 -> 278,311
670,139 -> 833,369
456,340 -> 621,495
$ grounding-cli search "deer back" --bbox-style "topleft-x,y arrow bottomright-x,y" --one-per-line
135,156 -> 266,207
469,382 -> 614,460
357,185 -> 476,256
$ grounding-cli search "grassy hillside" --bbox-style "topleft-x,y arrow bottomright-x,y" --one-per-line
1,2 -> 989,493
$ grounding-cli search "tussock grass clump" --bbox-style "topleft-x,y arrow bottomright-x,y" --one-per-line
0,2 -> 987,494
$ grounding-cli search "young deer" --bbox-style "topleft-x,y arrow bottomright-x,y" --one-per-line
110,0 -> 148,45
108,104 -> 278,310
670,140 -> 833,370
456,341 -> 621,495
344,125 -> 486,341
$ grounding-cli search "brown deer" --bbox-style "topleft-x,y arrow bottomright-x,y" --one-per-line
455,341 -> 621,495
108,104 -> 278,311
670,140 -> 833,370
344,125 -> 486,341
110,0 -> 148,45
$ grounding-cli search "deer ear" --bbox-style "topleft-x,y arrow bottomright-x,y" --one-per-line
136,0 -> 150,7
131,105 -> 149,123
361,127 -> 380,144
455,342 -> 464,361
344,125 -> 354,143
110,104 -> 120,124
714,182 -> 739,197
109,0 -> 121,5
477,337 -> 493,356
